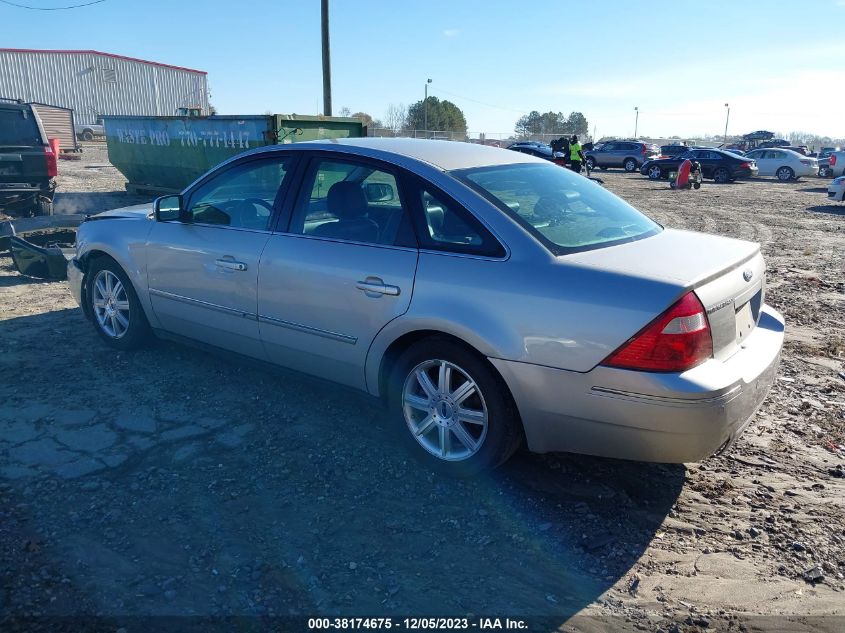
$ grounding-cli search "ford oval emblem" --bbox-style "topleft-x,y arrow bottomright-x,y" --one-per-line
743,269 -> 753,282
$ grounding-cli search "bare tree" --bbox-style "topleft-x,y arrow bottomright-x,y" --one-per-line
384,103 -> 407,135
338,106 -> 352,117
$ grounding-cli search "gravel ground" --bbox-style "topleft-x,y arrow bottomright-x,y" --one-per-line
0,146 -> 843,632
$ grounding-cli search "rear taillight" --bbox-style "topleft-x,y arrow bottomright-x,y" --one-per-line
739,162 -> 750,169
831,154 -> 837,166
641,145 -> 647,154
800,159 -> 812,165
601,292 -> 713,372
44,146 -> 57,178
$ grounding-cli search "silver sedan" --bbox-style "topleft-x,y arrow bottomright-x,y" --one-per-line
68,138 -> 784,475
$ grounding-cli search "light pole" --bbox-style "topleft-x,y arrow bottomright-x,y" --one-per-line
424,78 -> 432,137
634,106 -> 639,139
320,0 -> 332,116
723,103 -> 730,144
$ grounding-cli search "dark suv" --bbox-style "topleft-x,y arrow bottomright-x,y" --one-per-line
584,140 -> 659,172
0,99 -> 56,216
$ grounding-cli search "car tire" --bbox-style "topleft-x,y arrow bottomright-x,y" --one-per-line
647,165 -> 663,180
81,130 -> 95,142
624,158 -> 638,172
389,337 -> 522,476
585,157 -> 596,170
34,198 -> 53,216
776,166 -> 794,181
85,257 -> 150,350
713,167 -> 730,183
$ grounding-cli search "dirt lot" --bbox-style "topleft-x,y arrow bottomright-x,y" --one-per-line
1,146 -> 844,632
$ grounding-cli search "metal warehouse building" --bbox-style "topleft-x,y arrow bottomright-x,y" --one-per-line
0,49 -> 209,126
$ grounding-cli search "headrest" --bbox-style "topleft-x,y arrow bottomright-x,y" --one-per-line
327,181 -> 368,220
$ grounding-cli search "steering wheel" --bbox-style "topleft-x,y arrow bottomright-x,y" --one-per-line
218,197 -> 273,228
242,197 -> 274,213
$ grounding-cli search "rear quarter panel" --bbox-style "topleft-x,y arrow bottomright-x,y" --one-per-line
365,250 -> 684,396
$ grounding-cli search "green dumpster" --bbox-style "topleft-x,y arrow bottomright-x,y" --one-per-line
103,114 -> 367,194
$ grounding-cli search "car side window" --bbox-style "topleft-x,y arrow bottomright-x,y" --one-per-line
185,158 -> 289,230
289,159 -> 408,246
600,143 -> 615,151
412,183 -> 504,257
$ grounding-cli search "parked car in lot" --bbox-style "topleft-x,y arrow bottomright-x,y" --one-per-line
827,176 -> 845,202
659,145 -> 690,158
817,148 -> 838,177
74,120 -> 104,141
640,148 -> 758,183
743,148 -> 818,181
0,99 -> 57,216
585,140 -> 660,172
507,141 -> 566,166
823,150 -> 845,178
68,138 -> 784,474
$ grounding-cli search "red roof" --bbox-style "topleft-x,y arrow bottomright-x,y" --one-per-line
0,48 -> 207,75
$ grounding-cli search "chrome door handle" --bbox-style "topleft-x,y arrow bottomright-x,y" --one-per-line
215,258 -> 247,271
356,279 -> 400,296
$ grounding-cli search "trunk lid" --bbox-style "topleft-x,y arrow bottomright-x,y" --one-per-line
565,228 -> 765,361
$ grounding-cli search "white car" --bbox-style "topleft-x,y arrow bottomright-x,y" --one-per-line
828,176 -> 845,202
744,148 -> 818,181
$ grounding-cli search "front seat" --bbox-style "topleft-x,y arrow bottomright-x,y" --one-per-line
312,181 -> 379,243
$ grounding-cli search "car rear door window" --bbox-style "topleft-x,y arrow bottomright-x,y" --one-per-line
290,159 -> 408,246
412,184 -> 503,257
185,157 -> 290,230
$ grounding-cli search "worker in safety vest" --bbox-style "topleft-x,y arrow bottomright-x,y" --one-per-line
568,135 -> 584,173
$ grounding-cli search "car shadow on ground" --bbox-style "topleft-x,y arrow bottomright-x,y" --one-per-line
806,204 -> 845,216
53,191 -> 152,216
0,308 -> 685,628
797,186 -> 830,194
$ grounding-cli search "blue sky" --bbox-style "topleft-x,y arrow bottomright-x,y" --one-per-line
3,0 -> 845,139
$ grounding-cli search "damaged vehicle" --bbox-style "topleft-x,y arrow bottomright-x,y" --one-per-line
0,99 -> 57,217
67,139 -> 785,475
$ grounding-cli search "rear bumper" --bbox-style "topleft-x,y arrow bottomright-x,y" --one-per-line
0,179 -> 56,210
491,305 -> 785,463
735,167 -> 758,179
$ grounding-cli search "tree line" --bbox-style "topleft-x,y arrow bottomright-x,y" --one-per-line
337,102 -> 590,141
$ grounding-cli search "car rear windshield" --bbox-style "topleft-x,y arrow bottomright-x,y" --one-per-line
0,108 -> 41,146
452,162 -> 661,254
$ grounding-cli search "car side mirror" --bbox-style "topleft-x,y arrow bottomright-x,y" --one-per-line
154,194 -> 184,222
364,182 -> 395,203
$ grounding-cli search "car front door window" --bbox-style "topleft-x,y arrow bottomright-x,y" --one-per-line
185,158 -> 290,230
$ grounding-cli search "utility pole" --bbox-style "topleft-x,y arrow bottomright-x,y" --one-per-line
724,103 -> 730,144
633,106 -> 639,139
424,78 -> 432,137
321,0 -> 332,116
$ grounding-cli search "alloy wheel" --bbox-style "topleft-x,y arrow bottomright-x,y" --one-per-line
402,359 -> 488,461
92,269 -> 131,339
647,165 -> 662,179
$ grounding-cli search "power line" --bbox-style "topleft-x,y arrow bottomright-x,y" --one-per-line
430,87 -> 525,114
0,0 -> 106,10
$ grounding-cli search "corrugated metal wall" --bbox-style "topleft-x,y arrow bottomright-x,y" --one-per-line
30,103 -> 78,152
0,51 -> 209,126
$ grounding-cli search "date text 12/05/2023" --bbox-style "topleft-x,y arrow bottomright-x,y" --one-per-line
307,617 -> 528,630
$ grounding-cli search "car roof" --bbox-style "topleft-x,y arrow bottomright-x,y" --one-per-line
243,137 -> 541,171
